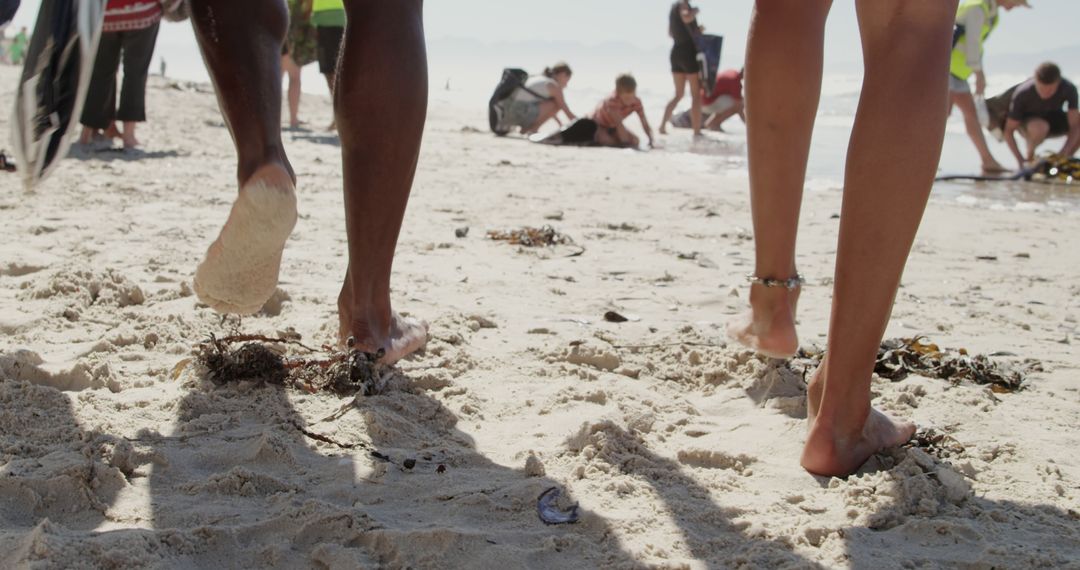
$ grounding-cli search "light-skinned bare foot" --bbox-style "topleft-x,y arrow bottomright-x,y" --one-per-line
726,284 -> 800,359
194,163 -> 298,314
801,405 -> 915,477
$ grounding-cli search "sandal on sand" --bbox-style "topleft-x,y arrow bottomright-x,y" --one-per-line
0,151 -> 16,173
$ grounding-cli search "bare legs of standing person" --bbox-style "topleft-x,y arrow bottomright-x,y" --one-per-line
660,72 -> 702,136
726,0 -> 827,359
334,0 -> 429,363
188,0 -> 427,363
732,0 -> 957,477
950,90 -> 1006,172
281,53 -> 303,128
188,0 -> 298,315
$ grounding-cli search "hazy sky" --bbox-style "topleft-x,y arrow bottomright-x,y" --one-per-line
4,1 -> 1076,98
7,0 -> 1078,62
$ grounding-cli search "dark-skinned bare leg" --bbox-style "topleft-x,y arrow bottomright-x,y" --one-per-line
801,0 -> 956,477
335,0 -> 428,364
188,0 -> 298,315
727,0 -> 828,358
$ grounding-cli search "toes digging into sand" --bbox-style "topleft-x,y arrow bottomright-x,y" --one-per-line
801,407 -> 917,478
194,164 -> 297,315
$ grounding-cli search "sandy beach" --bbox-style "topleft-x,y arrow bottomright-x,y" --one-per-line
1,63 -> 1079,568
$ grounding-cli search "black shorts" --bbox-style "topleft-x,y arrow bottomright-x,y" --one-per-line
670,43 -> 699,74
316,26 -> 344,75
1025,111 -> 1070,138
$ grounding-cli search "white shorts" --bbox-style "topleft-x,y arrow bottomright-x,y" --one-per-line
703,94 -> 737,116
949,74 -> 971,93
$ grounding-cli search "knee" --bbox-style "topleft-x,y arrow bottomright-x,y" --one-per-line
1027,119 -> 1050,137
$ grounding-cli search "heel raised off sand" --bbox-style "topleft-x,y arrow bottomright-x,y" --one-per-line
194,165 -> 297,315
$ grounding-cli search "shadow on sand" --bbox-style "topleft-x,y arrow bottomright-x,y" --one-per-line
1,332 -> 1077,568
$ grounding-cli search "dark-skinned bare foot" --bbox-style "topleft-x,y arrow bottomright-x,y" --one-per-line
337,285 -> 428,365
194,163 -> 297,314
727,283 -> 801,359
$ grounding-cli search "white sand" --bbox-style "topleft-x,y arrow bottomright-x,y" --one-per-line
1,65 -> 1078,569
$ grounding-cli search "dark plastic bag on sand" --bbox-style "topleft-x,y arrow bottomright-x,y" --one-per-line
489,67 -> 529,136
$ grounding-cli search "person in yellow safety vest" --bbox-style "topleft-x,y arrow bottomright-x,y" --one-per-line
947,0 -> 1030,173
304,0 -> 345,130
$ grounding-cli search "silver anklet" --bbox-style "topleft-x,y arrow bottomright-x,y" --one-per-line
746,273 -> 804,290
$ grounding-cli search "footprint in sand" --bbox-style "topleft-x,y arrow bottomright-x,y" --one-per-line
194,165 -> 297,315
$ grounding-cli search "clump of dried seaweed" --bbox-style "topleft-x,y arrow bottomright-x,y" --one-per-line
194,334 -> 389,396
487,225 -> 574,247
197,335 -> 289,386
789,336 -> 1029,392
875,337 -> 1027,392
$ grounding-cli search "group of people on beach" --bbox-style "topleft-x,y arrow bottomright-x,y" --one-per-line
7,0 -> 1073,480
496,0 -> 1078,175
949,0 -> 1078,172
495,2 -> 745,149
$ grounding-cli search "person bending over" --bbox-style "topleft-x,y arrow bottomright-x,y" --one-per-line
503,62 -> 576,135
592,74 -> 654,149
947,0 -> 1030,173
1003,62 -> 1080,169
673,67 -> 745,132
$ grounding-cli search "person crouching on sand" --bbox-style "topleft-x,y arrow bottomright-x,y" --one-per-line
502,62 -> 577,135
1002,62 -> 1080,169
728,0 -> 959,477
592,74 -> 654,149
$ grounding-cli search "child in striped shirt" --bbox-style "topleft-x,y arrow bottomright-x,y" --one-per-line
592,74 -> 654,149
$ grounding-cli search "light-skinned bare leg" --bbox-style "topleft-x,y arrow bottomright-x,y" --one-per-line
705,100 -> 744,131
950,90 -> 1006,172
281,53 -> 302,128
727,0 -> 829,359
121,121 -> 139,149
522,101 -> 558,134
801,0 -> 957,477
660,73 -> 688,135
189,0 -> 298,315
335,0 -> 428,364
1021,118 -> 1050,162
687,73 -> 703,136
